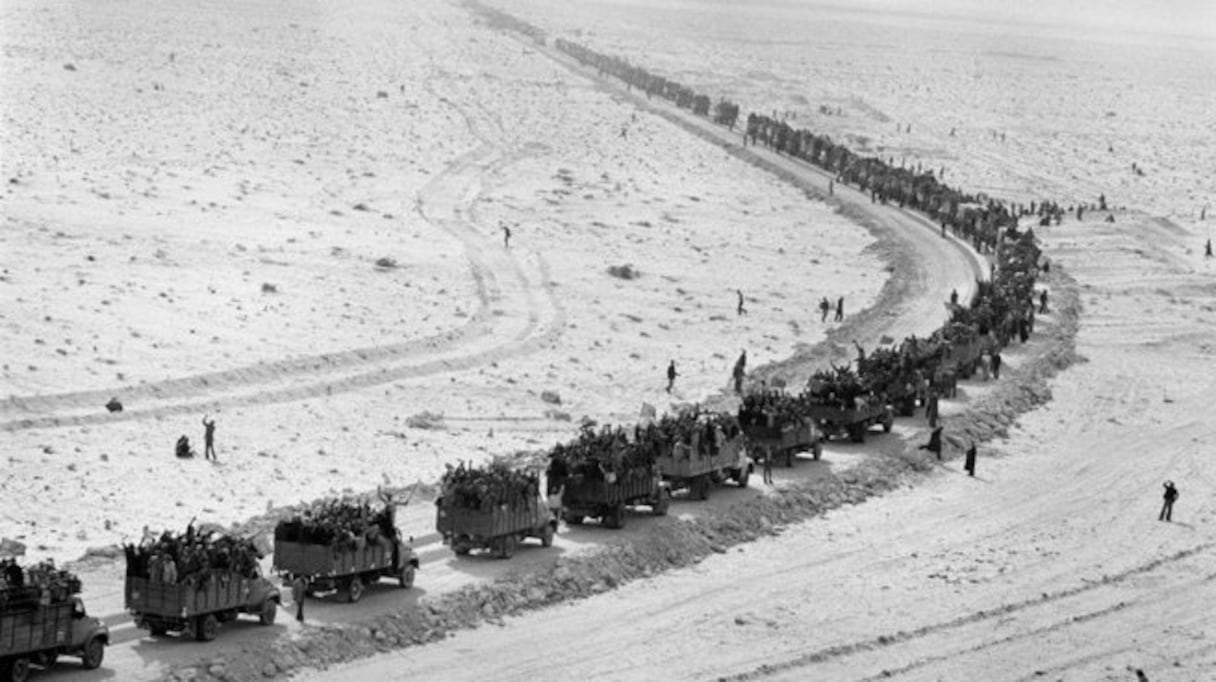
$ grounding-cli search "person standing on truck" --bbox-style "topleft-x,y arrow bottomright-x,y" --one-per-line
291,574 -> 307,623
1159,481 -> 1179,522
202,415 -> 217,460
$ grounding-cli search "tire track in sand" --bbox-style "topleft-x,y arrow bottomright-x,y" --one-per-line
1,91 -> 566,432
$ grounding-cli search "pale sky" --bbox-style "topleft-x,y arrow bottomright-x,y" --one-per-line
844,0 -> 1216,40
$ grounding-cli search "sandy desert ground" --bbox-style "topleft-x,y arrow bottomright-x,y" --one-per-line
3,0 -> 1216,680
2,0 -> 892,564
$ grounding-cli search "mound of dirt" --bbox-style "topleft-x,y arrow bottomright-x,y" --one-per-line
166,269 -> 1080,682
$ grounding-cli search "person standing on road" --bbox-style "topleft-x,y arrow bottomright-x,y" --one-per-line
666,360 -> 678,394
291,574 -> 307,623
991,350 -> 1003,380
202,415 -> 217,461
964,442 -> 977,477
950,288 -> 959,306
918,425 -> 944,460
819,297 -> 831,323
732,350 -> 747,394
925,389 -> 940,429
1039,289 -> 1049,314
835,296 -> 844,322
1159,481 -> 1179,522
762,448 -> 774,485
502,224 -> 512,249
736,289 -> 747,316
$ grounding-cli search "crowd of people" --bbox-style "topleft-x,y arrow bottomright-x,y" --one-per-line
546,412 -> 742,486
554,39 -> 741,129
123,523 -> 261,587
438,460 -> 543,512
274,498 -> 397,551
0,558 -> 82,610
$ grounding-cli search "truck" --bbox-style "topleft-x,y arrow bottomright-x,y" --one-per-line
560,464 -> 669,529
655,432 -> 752,498
1,593 -> 108,682
806,400 -> 894,443
273,536 -> 418,602
436,496 -> 556,559
124,569 -> 280,641
741,418 -> 822,467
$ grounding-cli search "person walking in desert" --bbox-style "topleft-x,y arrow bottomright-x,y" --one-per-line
1159,481 -> 1179,522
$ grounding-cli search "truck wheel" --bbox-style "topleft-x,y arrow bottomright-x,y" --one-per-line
614,505 -> 629,529
34,652 -> 57,669
149,623 -> 168,637
812,440 -> 823,461
495,535 -> 517,559
882,413 -> 894,433
81,637 -> 105,669
696,475 -> 710,501
398,564 -> 417,589
452,535 -> 473,556
259,599 -> 278,625
849,424 -> 866,443
197,614 -> 219,642
5,657 -> 30,682
652,490 -> 669,516
346,576 -> 364,603
736,467 -> 750,488
784,449 -> 794,468
562,511 -> 583,525
540,522 -> 555,548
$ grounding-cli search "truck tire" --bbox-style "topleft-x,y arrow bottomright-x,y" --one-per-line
259,599 -> 277,625
150,623 -> 168,637
695,475 -> 710,501
3,656 -> 30,682
605,506 -> 626,530
652,490 -> 669,516
812,440 -> 823,461
346,576 -> 364,603
34,652 -> 57,669
882,412 -> 894,433
398,564 -> 417,589
849,423 -> 866,443
736,467 -> 750,488
540,522 -> 555,548
81,637 -> 105,670
196,614 -> 219,642
562,511 -> 584,525
452,536 -> 473,556
784,449 -> 794,468
495,535 -> 517,559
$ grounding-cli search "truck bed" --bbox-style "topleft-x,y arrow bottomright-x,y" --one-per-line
435,500 -> 548,540
0,601 -> 73,656
273,538 -> 395,578
125,574 -> 256,618
563,466 -> 655,507
655,438 -> 745,480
